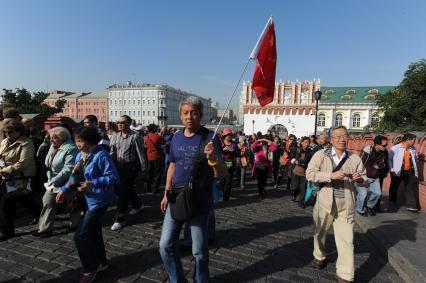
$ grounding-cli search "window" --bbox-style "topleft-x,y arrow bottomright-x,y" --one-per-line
334,113 -> 343,126
143,111 -> 145,116
153,111 -> 155,117
147,111 -> 150,116
352,113 -> 361,128
138,111 -> 140,116
138,100 -> 140,105
148,100 -> 150,105
371,112 -> 379,124
143,100 -> 145,105
317,113 -> 326,127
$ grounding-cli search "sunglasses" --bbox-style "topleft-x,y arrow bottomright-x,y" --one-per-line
117,121 -> 126,125
381,144 -> 388,147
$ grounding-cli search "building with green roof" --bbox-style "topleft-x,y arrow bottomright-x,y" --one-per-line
317,86 -> 395,133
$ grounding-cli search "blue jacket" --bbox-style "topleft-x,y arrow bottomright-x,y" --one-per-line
62,146 -> 119,211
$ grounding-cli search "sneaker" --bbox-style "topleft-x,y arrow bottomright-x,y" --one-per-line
129,206 -> 142,215
111,222 -> 125,231
406,207 -> 419,213
79,270 -> 97,283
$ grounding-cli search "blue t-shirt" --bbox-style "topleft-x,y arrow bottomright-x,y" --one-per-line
169,128 -> 222,185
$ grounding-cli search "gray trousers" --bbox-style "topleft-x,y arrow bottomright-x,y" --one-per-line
38,190 -> 81,232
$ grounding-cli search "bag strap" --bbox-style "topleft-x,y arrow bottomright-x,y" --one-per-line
333,154 -> 349,172
190,127 -> 210,183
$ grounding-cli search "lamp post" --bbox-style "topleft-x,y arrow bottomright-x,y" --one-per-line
252,120 -> 255,134
314,90 -> 322,136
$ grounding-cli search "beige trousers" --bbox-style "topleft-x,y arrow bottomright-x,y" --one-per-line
38,190 -> 81,232
313,197 -> 354,281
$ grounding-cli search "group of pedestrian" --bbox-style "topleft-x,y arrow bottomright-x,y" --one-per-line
0,98 -> 422,283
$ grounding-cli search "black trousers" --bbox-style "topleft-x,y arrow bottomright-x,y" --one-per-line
221,167 -> 235,201
255,168 -> 269,196
146,159 -> 163,193
0,191 -> 41,234
389,171 -> 420,209
115,162 -> 142,222
291,175 -> 307,205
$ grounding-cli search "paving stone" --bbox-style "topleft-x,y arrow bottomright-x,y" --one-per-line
0,180 -> 404,282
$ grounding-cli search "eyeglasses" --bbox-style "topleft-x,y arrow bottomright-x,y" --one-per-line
117,121 -> 126,125
332,134 -> 349,140
381,144 -> 388,147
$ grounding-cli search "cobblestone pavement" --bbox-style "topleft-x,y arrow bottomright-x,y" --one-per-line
0,178 -> 403,283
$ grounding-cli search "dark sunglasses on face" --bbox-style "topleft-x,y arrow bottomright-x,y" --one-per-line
381,144 -> 388,147
117,121 -> 126,125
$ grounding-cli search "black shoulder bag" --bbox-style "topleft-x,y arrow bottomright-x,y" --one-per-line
166,129 -> 209,221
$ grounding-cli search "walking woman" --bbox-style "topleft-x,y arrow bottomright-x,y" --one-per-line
289,136 -> 313,207
33,126 -> 78,238
251,135 -> 276,199
220,128 -> 240,201
0,119 -> 40,241
57,127 -> 118,283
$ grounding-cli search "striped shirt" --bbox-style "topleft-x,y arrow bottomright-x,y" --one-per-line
110,130 -> 147,172
331,148 -> 346,199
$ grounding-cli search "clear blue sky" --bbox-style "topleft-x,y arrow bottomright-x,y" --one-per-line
0,0 -> 425,109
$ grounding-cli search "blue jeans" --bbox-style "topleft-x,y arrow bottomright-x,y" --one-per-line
356,178 -> 382,213
159,206 -> 209,283
74,205 -> 108,272
182,209 -> 216,246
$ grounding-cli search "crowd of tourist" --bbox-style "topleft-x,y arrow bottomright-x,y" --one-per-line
0,97 -> 421,283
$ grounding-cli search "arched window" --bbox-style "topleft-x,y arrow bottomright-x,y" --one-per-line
371,112 -> 379,124
334,113 -> 343,126
352,113 -> 361,128
317,113 -> 326,127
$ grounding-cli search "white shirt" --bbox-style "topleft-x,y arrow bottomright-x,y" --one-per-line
331,147 -> 346,166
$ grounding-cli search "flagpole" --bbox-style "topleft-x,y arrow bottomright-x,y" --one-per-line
212,57 -> 252,140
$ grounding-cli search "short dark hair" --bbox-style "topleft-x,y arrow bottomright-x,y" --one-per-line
147,124 -> 158,133
300,136 -> 310,144
84,115 -> 98,124
373,135 -> 387,145
2,107 -> 21,120
74,126 -> 101,145
120,115 -> 132,123
402,133 -> 416,142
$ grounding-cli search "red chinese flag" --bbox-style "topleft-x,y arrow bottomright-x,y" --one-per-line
250,17 -> 277,107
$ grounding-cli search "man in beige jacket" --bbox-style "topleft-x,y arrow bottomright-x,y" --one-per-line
306,126 -> 367,283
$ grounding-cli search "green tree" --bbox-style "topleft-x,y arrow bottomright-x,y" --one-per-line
375,59 -> 426,132
1,88 -> 65,116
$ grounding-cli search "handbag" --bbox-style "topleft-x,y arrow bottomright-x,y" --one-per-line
292,165 -> 306,176
167,129 -> 209,221
1,177 -> 32,199
62,150 -> 97,212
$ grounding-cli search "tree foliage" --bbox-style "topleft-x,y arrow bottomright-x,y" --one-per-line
375,59 -> 426,132
1,88 -> 65,117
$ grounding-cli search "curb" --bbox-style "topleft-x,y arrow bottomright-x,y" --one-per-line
355,215 -> 425,283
